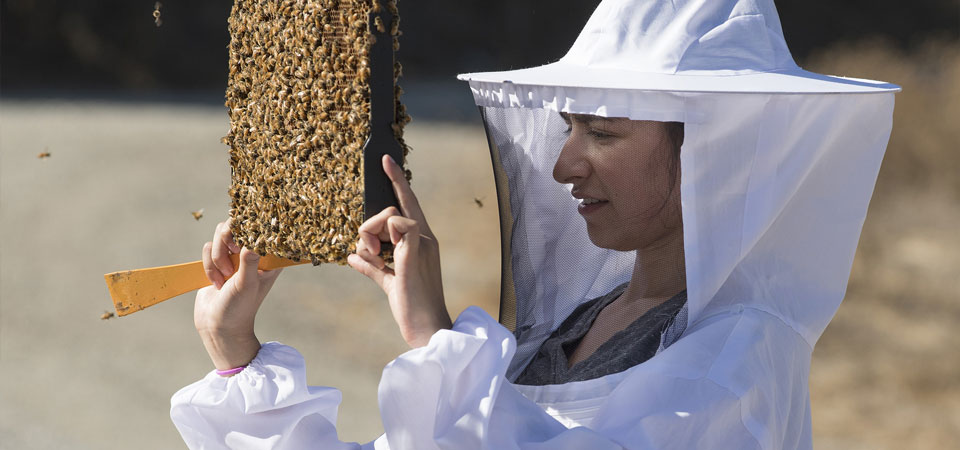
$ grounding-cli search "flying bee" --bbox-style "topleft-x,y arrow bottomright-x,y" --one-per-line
153,2 -> 163,27
101,311 -> 115,320
191,208 -> 204,221
37,149 -> 52,159
473,197 -> 485,208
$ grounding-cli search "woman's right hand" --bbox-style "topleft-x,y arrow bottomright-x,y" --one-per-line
194,219 -> 283,373
348,155 -> 451,349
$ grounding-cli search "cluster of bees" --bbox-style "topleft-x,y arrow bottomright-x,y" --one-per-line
224,0 -> 411,265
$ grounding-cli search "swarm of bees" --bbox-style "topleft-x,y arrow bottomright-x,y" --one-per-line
153,2 -> 163,27
225,0 -> 410,265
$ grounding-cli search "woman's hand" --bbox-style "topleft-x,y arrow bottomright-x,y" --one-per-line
194,219 -> 283,372
348,155 -> 451,348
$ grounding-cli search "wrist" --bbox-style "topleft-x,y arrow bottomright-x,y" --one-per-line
200,329 -> 261,371
403,310 -> 453,348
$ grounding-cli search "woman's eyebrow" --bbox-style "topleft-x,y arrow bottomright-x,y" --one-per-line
567,114 -> 624,125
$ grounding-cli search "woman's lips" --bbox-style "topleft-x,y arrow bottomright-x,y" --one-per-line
578,200 -> 609,215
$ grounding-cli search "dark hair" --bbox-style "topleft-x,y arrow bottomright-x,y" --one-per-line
656,121 -> 685,218
665,121 -> 684,174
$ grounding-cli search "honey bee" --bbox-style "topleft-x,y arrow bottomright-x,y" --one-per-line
473,197 -> 485,208
191,208 -> 204,221
153,2 -> 163,27
101,311 -> 115,320
37,150 -> 52,159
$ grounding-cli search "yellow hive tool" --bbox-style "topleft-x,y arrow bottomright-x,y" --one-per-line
104,254 -> 308,317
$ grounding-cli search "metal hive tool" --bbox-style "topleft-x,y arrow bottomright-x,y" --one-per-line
103,0 -> 409,316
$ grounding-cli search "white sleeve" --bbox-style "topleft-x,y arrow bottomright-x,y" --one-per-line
379,306 -> 636,449
379,306 -> 804,450
170,342 -> 381,450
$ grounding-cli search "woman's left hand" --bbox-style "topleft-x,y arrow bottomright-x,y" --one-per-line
348,155 -> 451,348
194,220 -> 283,372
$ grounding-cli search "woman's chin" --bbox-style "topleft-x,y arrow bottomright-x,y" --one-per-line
586,229 -> 635,252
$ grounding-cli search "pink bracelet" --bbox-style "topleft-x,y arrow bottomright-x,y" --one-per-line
216,366 -> 246,376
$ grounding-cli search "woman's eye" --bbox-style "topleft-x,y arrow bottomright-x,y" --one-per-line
588,129 -> 613,139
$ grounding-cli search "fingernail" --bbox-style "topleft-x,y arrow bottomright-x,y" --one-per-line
347,254 -> 361,267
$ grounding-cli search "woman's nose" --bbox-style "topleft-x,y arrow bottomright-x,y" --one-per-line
553,134 -> 590,184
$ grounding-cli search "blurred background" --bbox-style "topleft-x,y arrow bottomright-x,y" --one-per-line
1,0 -> 957,448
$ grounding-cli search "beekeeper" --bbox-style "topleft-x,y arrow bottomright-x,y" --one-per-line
171,0 -> 899,448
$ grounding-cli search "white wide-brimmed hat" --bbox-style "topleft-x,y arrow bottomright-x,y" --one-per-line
459,0 -> 899,95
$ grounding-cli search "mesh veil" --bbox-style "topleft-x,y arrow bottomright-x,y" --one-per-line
476,89 -> 894,382
481,106 -> 687,379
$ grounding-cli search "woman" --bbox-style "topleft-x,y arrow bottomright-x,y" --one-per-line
173,0 -> 898,448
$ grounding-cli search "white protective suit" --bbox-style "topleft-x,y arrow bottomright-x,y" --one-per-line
171,0 -> 898,448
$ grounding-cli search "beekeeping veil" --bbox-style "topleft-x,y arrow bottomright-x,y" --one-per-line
459,0 -> 898,380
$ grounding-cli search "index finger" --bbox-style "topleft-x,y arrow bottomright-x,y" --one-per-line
219,218 -> 241,254
382,155 -> 427,225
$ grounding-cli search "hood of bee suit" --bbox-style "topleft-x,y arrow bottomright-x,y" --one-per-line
461,0 -> 899,98
459,0 -> 898,379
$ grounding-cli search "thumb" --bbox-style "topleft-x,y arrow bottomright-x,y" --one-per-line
347,253 -> 390,291
234,247 -> 261,292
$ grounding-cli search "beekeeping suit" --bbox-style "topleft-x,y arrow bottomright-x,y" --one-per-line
170,0 -> 898,448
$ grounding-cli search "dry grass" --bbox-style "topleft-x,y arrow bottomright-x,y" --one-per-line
804,39 -> 960,448
806,38 -> 960,194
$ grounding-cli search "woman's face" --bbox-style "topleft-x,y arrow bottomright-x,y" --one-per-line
553,113 -> 682,252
